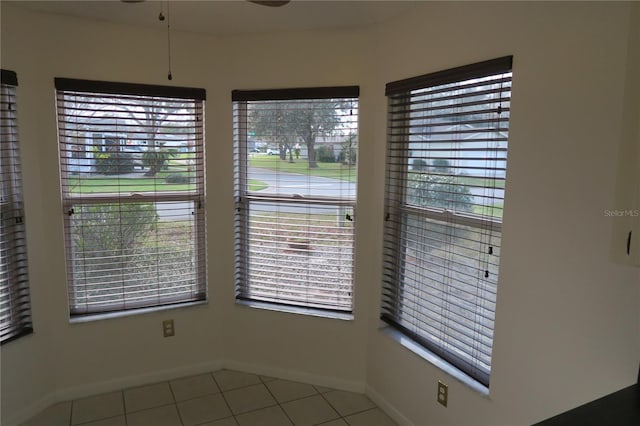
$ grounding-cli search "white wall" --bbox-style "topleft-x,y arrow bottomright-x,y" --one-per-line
0,3 -> 57,414
0,8 -> 226,422
0,4 -> 373,424
611,1 -> 640,267
1,2 -> 638,426
207,27 -> 374,386
365,2 -> 640,425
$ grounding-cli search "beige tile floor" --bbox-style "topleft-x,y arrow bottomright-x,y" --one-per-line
20,369 -> 397,426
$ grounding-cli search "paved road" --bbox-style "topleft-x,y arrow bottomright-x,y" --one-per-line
248,167 -> 356,198
156,169 -> 503,221
157,168 -> 356,220
156,169 -> 501,220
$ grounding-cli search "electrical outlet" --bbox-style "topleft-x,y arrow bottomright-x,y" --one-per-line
162,319 -> 175,337
437,381 -> 448,407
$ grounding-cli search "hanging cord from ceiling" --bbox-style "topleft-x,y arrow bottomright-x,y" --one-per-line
166,1 -> 172,80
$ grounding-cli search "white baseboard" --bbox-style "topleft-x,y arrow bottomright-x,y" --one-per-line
366,384 -> 415,426
54,359 -> 224,403
8,361 -> 404,426
4,360 -> 222,426
3,393 -> 57,426
221,359 -> 367,393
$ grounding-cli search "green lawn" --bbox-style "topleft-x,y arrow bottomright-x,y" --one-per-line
248,179 -> 268,191
249,154 -> 356,182
473,203 -> 504,219
68,176 -> 269,194
459,176 -> 505,189
68,177 -> 193,193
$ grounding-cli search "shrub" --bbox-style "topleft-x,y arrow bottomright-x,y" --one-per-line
165,173 -> 192,184
406,173 -> 473,253
412,159 -> 427,171
316,145 -> 336,163
72,203 -> 158,255
339,147 -> 357,165
339,136 -> 357,165
407,173 -> 473,212
94,152 -> 135,175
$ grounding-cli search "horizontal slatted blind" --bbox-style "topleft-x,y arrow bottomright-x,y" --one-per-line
233,87 -> 358,313
55,78 -> 207,316
1,69 -> 33,343
381,57 -> 512,386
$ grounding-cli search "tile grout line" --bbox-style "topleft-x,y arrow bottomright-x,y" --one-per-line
342,405 -> 380,420
212,370 -> 238,423
120,390 -> 128,426
317,389 -> 344,424
225,387 -> 280,418
124,401 -> 177,415
169,373 -> 223,405
260,375 -> 295,426
167,380 -> 185,426
25,369 -> 395,426
75,414 -> 127,426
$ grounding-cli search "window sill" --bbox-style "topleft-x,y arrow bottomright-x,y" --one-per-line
69,300 -> 208,324
380,325 -> 490,397
236,299 -> 354,321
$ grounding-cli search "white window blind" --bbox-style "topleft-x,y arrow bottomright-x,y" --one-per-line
55,78 -> 206,316
1,69 -> 32,343
233,87 -> 359,313
381,57 -> 512,386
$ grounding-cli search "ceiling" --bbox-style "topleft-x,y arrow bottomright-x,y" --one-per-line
10,1 -> 420,37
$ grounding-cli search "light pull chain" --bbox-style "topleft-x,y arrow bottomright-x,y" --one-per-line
167,1 -> 172,80
157,1 -> 173,80
157,1 -> 171,80
158,1 -> 165,21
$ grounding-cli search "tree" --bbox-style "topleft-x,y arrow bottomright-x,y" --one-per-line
432,158 -> 451,173
142,147 -> 176,176
250,105 -> 297,163
248,99 -> 353,168
60,94 -> 194,177
121,98 -> 191,177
